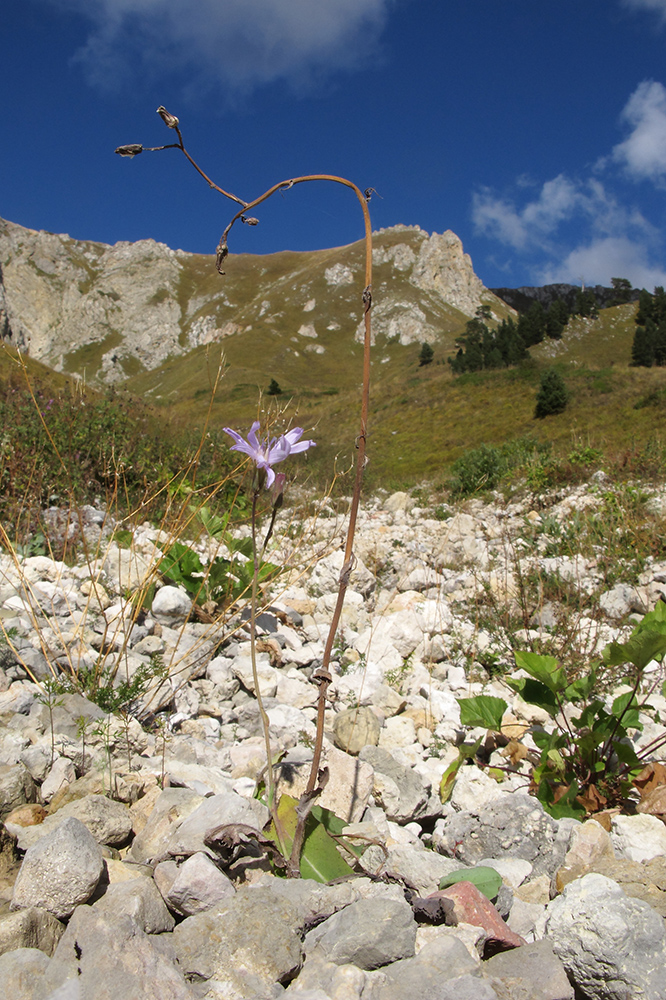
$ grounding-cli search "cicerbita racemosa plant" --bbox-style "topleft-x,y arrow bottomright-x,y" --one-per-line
223,421 -> 315,833
118,107 -> 374,878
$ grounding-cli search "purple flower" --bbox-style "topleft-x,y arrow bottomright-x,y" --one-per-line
223,421 -> 316,488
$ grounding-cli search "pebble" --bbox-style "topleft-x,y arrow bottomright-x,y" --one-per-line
0,482 -> 666,997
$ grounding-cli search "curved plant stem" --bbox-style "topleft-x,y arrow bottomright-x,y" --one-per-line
121,109 -> 374,876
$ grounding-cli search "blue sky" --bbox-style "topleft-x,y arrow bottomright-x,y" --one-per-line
3,0 -> 666,290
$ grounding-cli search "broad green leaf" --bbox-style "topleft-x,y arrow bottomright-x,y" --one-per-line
636,601 -> 666,628
613,740 -> 642,768
309,803 -> 365,860
603,630 -> 666,672
564,670 -> 597,703
577,701 -> 609,731
457,695 -> 507,731
514,651 -> 567,694
535,778 -> 585,820
611,691 -> 642,730
531,729 -> 565,751
439,866 -> 502,901
507,677 -> 558,718
268,794 -> 355,883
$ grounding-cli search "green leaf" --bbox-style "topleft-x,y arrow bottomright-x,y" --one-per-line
577,700 -> 610,731
603,630 -> 666,672
439,737 -> 483,803
636,601 -> 666,628
507,677 -> 558,718
514,650 -> 567,694
309,804 -> 365,861
613,740 -> 642,768
535,778 -> 585,820
564,670 -> 597,702
439,866 -> 503,901
531,728 -> 565,751
457,695 -> 507,731
611,691 -> 642,730
268,795 -> 355,883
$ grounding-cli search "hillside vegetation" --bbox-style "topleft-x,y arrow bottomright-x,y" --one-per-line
121,297 -> 665,489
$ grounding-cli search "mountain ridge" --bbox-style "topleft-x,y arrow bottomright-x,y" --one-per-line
0,217 -> 510,385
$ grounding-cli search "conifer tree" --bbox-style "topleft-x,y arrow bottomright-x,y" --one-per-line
631,320 -> 656,367
610,277 -> 632,305
535,368 -> 569,418
418,342 -> 434,366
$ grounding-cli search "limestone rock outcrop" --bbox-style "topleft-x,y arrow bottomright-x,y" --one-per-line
0,217 -> 510,383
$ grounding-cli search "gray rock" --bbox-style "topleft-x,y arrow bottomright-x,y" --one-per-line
44,905 -> 196,1000
29,693 -> 105,740
375,935 -> 480,1000
546,873 -> 666,1000
11,817 -> 103,919
482,939 -> 574,999
40,757 -> 76,802
435,793 -> 565,878
0,906 -> 64,957
16,794 -> 133,850
20,744 -> 52,782
276,743 -> 374,823
598,583 -> 646,620
0,761 -> 37,818
610,812 -> 666,863
158,852 -> 235,916
129,788 -> 204,865
249,874 -> 360,927
0,947 -> 50,1000
93,876 -> 175,933
172,885 -> 303,995
360,843 -> 462,895
166,791 -> 269,857
283,952 -> 370,999
333,706 -> 381,754
359,746 -> 429,822
305,896 -> 417,969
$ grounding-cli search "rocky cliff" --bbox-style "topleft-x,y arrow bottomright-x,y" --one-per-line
0,217 -> 510,384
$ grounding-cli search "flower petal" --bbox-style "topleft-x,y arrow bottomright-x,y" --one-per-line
246,421 -> 262,451
288,438 -> 316,454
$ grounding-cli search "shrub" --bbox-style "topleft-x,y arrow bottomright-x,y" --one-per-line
446,603 -> 666,819
534,368 -> 568,419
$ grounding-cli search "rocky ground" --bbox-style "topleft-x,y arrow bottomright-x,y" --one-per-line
1,479 -> 666,999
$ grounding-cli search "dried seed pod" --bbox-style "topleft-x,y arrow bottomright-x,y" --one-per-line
156,106 -> 179,129
240,215 -> 259,226
115,144 -> 143,158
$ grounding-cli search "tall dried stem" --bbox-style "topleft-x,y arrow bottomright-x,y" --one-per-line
116,109 -> 374,875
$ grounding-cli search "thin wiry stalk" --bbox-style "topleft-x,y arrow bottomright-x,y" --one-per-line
117,108 -> 374,876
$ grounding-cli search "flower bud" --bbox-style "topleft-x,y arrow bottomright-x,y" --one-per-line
115,144 -> 143,158
271,473 -> 286,510
156,106 -> 179,129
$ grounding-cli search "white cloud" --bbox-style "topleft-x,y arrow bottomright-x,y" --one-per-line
621,0 -> 666,22
472,175 -> 650,252
44,0 -> 391,93
472,175 -> 578,250
612,80 -> 666,182
538,236 -> 666,289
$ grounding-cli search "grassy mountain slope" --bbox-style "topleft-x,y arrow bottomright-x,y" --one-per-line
123,289 -> 666,489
